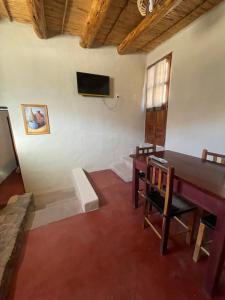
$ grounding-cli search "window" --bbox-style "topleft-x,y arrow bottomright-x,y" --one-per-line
146,54 -> 172,110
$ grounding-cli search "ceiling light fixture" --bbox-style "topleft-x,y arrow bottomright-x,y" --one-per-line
137,0 -> 160,16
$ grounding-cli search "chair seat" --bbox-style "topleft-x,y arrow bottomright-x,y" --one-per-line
201,214 -> 217,230
147,190 -> 196,217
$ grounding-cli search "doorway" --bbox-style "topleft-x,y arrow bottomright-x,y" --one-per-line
0,107 -> 24,205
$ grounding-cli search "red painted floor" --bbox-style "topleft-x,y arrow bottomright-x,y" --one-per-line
8,170 -> 225,300
0,170 -> 24,206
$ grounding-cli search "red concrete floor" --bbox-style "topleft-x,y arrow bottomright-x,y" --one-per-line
8,170 -> 225,300
0,170 -> 25,206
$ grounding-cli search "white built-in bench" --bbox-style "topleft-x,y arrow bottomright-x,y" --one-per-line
72,168 -> 99,212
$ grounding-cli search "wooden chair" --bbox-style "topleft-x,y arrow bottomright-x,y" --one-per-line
192,149 -> 225,262
136,145 -> 156,180
193,214 -> 216,262
143,159 -> 197,255
136,145 -> 156,156
202,149 -> 225,164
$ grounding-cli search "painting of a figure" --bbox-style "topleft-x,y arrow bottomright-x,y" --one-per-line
21,104 -> 50,135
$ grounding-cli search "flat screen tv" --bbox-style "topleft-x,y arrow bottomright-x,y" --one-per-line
76,72 -> 110,97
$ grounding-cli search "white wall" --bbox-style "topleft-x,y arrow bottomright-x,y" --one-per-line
0,111 -> 17,183
146,2 -> 225,157
0,21 -> 146,193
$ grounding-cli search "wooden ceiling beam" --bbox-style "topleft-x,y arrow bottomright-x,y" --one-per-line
80,0 -> 112,48
117,0 -> 182,55
142,0 -> 223,53
27,0 -> 48,39
103,0 -> 129,45
61,0 -> 68,34
2,0 -> 13,21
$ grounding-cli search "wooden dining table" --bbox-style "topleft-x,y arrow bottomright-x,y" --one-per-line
131,150 -> 225,296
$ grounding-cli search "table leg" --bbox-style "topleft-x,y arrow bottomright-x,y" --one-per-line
205,213 -> 225,296
132,159 -> 139,208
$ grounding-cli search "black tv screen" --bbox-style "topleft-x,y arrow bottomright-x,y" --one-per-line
76,72 -> 110,97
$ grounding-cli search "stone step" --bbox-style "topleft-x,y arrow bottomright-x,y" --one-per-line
33,188 -> 75,210
26,197 -> 82,230
111,161 -> 132,183
0,193 -> 33,300
45,196 -> 79,209
121,156 -> 133,168
111,146 -> 165,183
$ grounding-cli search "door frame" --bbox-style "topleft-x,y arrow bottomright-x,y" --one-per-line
0,107 -> 20,169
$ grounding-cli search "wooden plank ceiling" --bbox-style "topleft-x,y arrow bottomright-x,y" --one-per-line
0,0 -> 222,54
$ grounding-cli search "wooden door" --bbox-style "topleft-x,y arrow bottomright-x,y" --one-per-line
145,53 -> 172,147
145,108 -> 167,146
145,110 -> 156,144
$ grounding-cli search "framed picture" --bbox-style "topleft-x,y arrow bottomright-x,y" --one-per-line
21,104 -> 50,135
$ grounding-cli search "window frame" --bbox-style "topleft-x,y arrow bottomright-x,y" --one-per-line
146,53 -> 172,112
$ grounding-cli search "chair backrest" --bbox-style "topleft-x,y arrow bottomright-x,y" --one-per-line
136,145 -> 156,155
146,159 -> 174,216
202,149 -> 225,164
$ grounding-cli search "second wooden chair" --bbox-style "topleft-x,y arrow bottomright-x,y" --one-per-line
192,149 -> 225,262
202,149 -> 225,164
136,145 -> 156,180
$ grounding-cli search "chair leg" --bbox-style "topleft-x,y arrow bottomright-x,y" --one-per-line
193,222 -> 206,263
143,199 -> 149,229
160,216 -> 171,255
186,210 -> 197,246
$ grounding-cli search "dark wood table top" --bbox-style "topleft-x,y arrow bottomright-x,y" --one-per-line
131,150 -> 225,201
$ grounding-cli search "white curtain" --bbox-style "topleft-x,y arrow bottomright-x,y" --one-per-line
146,58 -> 170,109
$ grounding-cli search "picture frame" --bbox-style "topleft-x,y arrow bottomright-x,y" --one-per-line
21,104 -> 50,135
